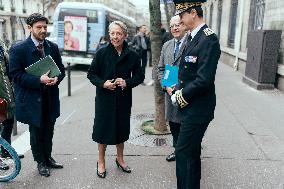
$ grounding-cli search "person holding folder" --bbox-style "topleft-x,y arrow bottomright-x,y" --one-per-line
9,13 -> 65,177
157,15 -> 188,162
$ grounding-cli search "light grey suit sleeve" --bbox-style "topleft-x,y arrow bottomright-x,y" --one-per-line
157,39 -> 175,82
157,43 -> 166,82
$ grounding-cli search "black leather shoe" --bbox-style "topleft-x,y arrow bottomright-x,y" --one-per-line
1,150 -> 24,159
0,159 -> 9,170
37,162 -> 50,177
115,158 -> 131,173
96,162 -> 106,178
166,152 -> 175,162
46,157 -> 63,169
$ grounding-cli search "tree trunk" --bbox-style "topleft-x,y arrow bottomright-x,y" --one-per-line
149,0 -> 167,132
163,1 -> 176,29
163,0 -> 171,30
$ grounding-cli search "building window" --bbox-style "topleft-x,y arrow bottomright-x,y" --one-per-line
203,6 -> 207,23
23,0 -> 27,13
37,3 -> 40,13
217,0 -> 223,38
251,0 -> 265,30
228,0 -> 238,48
0,0 -> 4,11
11,0 -> 15,12
209,3 -> 213,28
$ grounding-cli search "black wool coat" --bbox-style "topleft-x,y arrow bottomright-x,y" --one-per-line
87,42 -> 144,145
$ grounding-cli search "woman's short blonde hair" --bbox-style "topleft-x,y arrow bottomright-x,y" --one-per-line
109,21 -> 128,36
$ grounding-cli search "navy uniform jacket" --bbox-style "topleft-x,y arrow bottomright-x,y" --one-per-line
176,24 -> 221,124
9,37 -> 65,127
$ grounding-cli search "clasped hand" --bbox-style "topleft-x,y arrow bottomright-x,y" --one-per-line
40,70 -> 58,86
103,78 -> 126,90
171,93 -> 178,106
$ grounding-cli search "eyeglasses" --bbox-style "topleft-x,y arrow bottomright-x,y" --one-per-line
109,32 -> 124,37
170,23 -> 181,29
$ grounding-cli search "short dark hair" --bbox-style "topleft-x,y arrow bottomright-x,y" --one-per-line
139,25 -> 146,29
26,13 -> 49,26
185,6 -> 203,17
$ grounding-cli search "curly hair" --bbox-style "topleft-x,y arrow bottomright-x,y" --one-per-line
26,13 -> 49,26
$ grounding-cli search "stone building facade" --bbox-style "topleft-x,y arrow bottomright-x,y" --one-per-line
63,0 -> 138,23
204,0 -> 284,91
0,0 -> 58,47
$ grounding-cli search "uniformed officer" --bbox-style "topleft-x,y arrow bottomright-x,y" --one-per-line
171,0 -> 221,188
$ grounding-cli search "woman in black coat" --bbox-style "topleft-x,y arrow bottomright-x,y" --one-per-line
87,21 -> 144,178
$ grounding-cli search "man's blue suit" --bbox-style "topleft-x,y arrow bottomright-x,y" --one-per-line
9,37 -> 65,127
9,36 -> 65,163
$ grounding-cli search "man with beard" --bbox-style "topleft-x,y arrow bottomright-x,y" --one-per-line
9,13 -> 65,177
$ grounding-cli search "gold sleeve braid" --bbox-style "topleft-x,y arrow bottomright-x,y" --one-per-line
176,89 -> 188,108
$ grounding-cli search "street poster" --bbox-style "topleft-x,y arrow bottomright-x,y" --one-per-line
64,16 -> 87,52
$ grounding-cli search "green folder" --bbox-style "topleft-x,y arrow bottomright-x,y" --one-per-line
25,55 -> 61,78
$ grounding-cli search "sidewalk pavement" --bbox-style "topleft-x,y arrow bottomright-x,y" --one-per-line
2,63 -> 284,189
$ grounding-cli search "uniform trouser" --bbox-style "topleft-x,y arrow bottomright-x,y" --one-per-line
175,121 -> 209,189
141,50 -> 148,75
1,118 -> 14,144
29,89 -> 55,164
169,121 -> 181,148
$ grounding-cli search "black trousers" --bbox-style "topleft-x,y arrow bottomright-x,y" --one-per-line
1,118 -> 14,144
141,50 -> 148,75
175,121 -> 209,189
29,89 -> 55,164
169,121 -> 181,148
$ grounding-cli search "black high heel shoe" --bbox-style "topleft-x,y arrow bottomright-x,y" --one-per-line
97,162 -> 106,178
115,158 -> 131,173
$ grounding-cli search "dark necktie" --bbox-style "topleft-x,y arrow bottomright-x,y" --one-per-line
174,40 -> 181,60
188,34 -> 192,42
37,43 -> 44,58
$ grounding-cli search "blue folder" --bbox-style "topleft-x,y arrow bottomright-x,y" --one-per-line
161,64 -> 179,87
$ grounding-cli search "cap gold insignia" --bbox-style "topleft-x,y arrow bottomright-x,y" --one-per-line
203,28 -> 214,36
176,89 -> 188,108
176,2 -> 203,11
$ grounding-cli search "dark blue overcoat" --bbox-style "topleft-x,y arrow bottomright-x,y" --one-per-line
9,37 -> 65,127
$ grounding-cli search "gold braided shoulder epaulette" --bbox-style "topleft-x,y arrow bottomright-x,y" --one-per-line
203,28 -> 214,36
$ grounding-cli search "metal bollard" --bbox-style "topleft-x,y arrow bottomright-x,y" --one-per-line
67,63 -> 71,96
12,116 -> 17,136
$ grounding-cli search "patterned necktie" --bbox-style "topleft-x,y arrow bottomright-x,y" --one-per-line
37,43 -> 44,58
174,40 -> 181,60
188,34 -> 192,42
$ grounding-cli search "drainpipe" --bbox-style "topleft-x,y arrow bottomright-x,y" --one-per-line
233,0 -> 245,71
